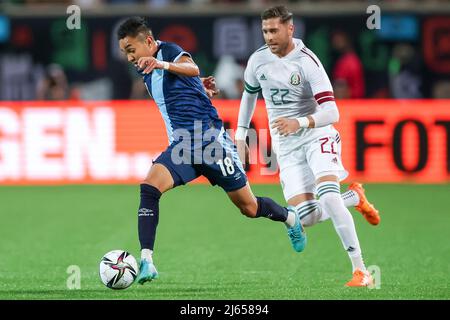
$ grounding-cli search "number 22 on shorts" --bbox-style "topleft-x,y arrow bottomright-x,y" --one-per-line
319,137 -> 337,154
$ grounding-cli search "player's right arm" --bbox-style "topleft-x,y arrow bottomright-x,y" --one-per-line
137,55 -> 200,77
235,55 -> 260,165
138,42 -> 202,77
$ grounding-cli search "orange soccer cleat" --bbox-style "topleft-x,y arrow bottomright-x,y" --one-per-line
348,182 -> 380,226
345,269 -> 374,287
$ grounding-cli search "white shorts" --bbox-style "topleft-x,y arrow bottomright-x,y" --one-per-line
278,130 -> 348,201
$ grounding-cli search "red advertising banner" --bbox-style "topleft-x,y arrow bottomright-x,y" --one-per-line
0,100 -> 449,185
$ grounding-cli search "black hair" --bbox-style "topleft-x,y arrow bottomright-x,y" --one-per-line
261,5 -> 293,23
117,17 -> 153,40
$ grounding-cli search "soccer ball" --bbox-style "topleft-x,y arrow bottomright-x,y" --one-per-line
99,250 -> 139,290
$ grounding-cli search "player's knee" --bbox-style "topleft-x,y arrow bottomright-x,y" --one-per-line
319,192 -> 344,217
142,177 -> 157,187
143,163 -> 174,193
239,203 -> 257,218
141,179 -> 165,194
142,173 -> 173,193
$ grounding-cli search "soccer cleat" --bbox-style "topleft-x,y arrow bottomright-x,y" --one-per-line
349,182 -> 380,225
345,269 -> 374,287
286,207 -> 307,252
136,259 -> 159,284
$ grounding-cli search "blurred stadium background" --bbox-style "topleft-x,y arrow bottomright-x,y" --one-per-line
0,0 -> 449,300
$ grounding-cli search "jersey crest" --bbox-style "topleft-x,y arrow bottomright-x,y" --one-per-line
290,72 -> 301,86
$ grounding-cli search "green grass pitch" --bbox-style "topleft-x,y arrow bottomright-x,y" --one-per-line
0,183 -> 448,300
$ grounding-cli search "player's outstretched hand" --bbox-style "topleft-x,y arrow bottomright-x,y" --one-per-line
201,76 -> 220,98
272,117 -> 300,136
235,139 -> 250,167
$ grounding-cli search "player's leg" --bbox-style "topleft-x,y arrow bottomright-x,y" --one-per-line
137,145 -> 200,284
201,130 -> 306,252
283,131 -> 379,227
287,187 -> 375,227
279,163 -> 327,228
226,183 -> 306,253
334,131 -> 380,225
346,182 -> 380,225
280,169 -> 373,283
227,183 -> 285,221
341,188 -> 360,208
203,129 -> 291,222
138,164 -> 173,256
316,174 -> 372,286
308,135 -> 373,286
287,193 -> 324,227
136,163 -> 173,284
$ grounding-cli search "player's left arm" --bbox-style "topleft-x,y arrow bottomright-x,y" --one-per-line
300,56 -> 339,129
275,101 -> 339,133
137,55 -> 200,77
273,51 -> 339,136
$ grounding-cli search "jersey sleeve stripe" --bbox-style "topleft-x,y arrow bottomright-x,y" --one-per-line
316,96 -> 335,105
300,48 -> 319,67
314,91 -> 334,100
173,51 -> 191,62
245,81 -> 261,91
244,86 -> 261,94
244,81 -> 261,94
